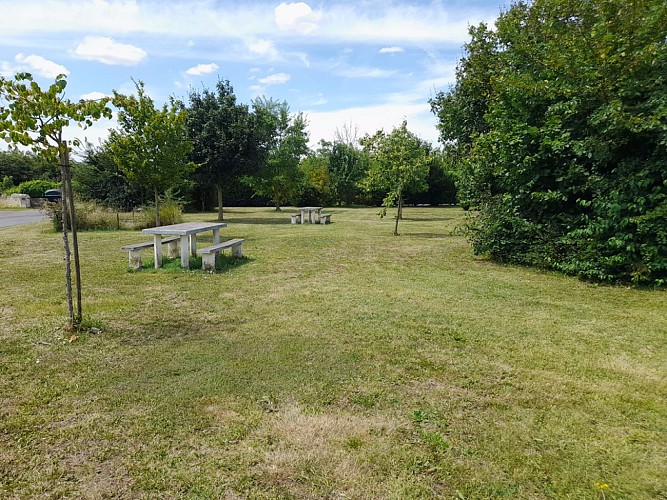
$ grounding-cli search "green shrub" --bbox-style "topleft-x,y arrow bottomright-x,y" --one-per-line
133,199 -> 184,229
11,179 -> 60,198
1,175 -> 14,193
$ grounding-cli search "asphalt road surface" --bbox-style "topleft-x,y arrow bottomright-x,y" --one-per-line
0,209 -> 49,228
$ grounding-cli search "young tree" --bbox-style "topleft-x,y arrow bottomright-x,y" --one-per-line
360,121 -> 430,235
187,80 -> 255,221
244,97 -> 309,210
108,81 -> 195,226
0,72 -> 111,328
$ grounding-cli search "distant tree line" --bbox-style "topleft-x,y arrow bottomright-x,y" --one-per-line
1,81 -> 457,219
430,0 -> 666,286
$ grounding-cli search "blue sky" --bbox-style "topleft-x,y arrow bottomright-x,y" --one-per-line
0,0 -> 507,148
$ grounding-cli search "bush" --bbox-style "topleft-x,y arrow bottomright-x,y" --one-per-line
133,199 -> 184,229
43,199 -> 121,232
9,179 -> 60,198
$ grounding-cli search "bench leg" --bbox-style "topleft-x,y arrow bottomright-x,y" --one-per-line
167,240 -> 178,258
231,243 -> 243,258
128,250 -> 142,270
202,253 -> 216,272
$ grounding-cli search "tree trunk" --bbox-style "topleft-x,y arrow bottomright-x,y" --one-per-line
216,184 -> 224,221
154,189 -> 160,226
393,191 -> 402,236
59,164 -> 74,328
62,150 -> 83,326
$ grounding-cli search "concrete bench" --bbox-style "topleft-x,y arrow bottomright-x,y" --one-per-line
122,237 -> 179,270
290,214 -> 301,224
199,238 -> 245,272
319,213 -> 332,224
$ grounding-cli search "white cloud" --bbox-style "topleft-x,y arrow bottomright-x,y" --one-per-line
73,36 -> 146,66
275,2 -> 322,35
379,47 -> 404,54
305,102 -> 439,148
247,39 -> 279,60
79,91 -> 108,101
258,72 -> 291,85
15,53 -> 69,78
336,66 -> 396,79
185,63 -> 219,76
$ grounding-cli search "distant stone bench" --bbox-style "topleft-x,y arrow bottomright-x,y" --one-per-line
290,214 -> 301,224
199,238 -> 245,272
122,237 -> 179,270
319,213 -> 332,224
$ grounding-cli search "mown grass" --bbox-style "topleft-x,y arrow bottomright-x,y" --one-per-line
0,206 -> 665,499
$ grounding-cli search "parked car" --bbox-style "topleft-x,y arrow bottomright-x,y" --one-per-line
44,189 -> 62,202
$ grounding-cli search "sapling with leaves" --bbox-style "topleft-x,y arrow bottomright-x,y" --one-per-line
0,72 -> 111,329
360,121 -> 430,235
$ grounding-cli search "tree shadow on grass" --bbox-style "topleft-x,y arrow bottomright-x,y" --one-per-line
222,216 -> 291,225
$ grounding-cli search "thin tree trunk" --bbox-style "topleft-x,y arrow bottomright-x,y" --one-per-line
59,165 -> 74,328
154,189 -> 160,226
62,150 -> 83,326
394,191 -> 402,236
216,184 -> 224,221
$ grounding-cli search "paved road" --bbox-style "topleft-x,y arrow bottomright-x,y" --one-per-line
0,209 -> 49,228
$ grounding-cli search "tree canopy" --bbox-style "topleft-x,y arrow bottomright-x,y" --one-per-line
360,121 -> 430,235
108,80 -> 195,226
431,0 -> 667,285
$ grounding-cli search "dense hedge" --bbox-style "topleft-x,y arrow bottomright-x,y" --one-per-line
431,0 -> 667,286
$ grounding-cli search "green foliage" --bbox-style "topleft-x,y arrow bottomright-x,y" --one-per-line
243,97 -> 309,209
431,0 -> 667,285
9,179 -> 59,198
0,175 -> 13,192
108,80 -> 196,225
0,149 -> 56,185
73,143 -> 146,211
328,141 -> 366,205
360,121 -> 431,234
134,196 -> 184,229
187,79 -> 256,219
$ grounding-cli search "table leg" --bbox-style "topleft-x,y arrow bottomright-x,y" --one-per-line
190,235 -> 197,256
316,209 -> 322,223
180,236 -> 189,268
310,210 -> 316,223
299,212 -> 304,224
213,228 -> 220,245
153,235 -> 162,268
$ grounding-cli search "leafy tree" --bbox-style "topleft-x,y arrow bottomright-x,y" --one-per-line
328,141 -> 366,205
108,80 -> 195,226
299,146 -> 332,206
0,72 -> 111,327
360,121 -> 430,235
0,148 -> 55,185
430,0 -> 667,285
73,143 -> 145,211
187,80 -> 255,220
244,97 -> 309,210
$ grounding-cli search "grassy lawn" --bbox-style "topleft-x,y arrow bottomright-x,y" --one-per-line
1,206 -> 665,499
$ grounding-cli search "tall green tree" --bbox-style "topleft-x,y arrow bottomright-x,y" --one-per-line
328,141 -> 366,205
244,97 -> 309,210
360,121 -> 430,235
187,80 -> 255,220
0,72 -> 111,328
430,0 -> 667,285
108,80 -> 195,226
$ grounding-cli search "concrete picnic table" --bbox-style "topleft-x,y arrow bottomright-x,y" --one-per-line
142,222 -> 227,268
297,206 -> 323,224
